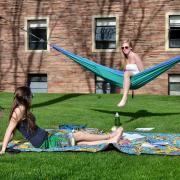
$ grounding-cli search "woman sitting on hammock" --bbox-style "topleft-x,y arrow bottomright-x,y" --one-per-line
118,39 -> 144,107
0,86 -> 123,155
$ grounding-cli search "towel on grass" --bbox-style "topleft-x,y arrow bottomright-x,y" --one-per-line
7,128 -> 180,155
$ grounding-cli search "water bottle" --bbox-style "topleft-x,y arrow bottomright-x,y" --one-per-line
111,112 -> 121,132
114,112 -> 121,126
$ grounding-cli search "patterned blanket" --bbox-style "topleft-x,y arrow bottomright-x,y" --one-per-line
7,129 -> 180,155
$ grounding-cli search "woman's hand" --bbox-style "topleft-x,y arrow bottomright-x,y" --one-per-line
0,150 -> 5,155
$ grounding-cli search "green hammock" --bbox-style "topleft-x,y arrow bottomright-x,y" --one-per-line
51,44 -> 180,90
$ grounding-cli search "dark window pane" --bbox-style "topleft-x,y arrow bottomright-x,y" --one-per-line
28,28 -> 47,50
169,29 -> 180,47
29,75 -> 47,82
96,41 -> 116,49
169,28 -> 180,39
169,17 -> 180,48
95,18 -> 116,50
95,27 -> 116,41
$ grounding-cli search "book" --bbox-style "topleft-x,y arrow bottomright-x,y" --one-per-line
152,142 -> 169,146
141,141 -> 169,148
123,133 -> 145,140
135,128 -> 155,132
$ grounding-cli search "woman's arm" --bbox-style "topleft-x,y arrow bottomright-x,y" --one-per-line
0,107 -> 24,155
135,54 -> 144,71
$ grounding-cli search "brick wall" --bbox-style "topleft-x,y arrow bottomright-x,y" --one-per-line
0,0 -> 180,94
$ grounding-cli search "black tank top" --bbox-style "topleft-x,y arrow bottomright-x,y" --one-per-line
16,120 -> 48,148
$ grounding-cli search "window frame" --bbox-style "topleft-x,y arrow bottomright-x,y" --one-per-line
25,17 -> 50,52
92,15 -> 119,52
28,73 -> 48,93
95,76 -> 117,94
168,74 -> 180,95
165,12 -> 180,51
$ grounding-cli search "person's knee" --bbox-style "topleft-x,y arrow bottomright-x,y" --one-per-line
124,71 -> 131,78
77,131 -> 84,137
73,131 -> 84,141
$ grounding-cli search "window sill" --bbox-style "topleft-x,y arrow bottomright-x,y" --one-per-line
165,47 -> 180,51
92,48 -> 119,53
25,49 -> 50,53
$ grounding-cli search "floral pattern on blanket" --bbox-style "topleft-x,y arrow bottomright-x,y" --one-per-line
7,129 -> 180,155
7,129 -> 108,152
114,132 -> 180,155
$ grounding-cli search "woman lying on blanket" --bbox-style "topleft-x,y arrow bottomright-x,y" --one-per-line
0,86 -> 123,155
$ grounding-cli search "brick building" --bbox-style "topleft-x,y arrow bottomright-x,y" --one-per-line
0,0 -> 180,95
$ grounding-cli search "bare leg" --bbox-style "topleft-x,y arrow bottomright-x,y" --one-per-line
76,127 -> 123,145
73,131 -> 110,142
73,127 -> 121,142
118,71 -> 133,107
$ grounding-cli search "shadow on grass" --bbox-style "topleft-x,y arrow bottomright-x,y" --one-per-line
91,109 -> 180,122
32,94 -> 84,108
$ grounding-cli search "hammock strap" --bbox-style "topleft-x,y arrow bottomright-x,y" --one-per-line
132,90 -> 134,99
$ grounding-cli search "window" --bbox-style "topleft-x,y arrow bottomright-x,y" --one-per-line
28,74 -> 48,93
169,15 -> 180,48
95,76 -> 117,94
168,74 -> 180,95
92,16 -> 119,52
95,18 -> 116,49
27,19 -> 47,50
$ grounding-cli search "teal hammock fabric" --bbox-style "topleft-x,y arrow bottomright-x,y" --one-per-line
51,44 -> 180,90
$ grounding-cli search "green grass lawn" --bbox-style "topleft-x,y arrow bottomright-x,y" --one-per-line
0,92 -> 180,180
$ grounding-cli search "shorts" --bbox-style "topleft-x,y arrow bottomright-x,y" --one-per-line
40,132 -> 75,149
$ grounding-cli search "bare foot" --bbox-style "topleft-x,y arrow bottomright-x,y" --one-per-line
117,97 -> 127,107
116,127 -> 123,137
111,127 -> 124,143
109,127 -> 123,138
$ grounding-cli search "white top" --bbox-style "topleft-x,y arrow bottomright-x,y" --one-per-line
125,64 -> 140,75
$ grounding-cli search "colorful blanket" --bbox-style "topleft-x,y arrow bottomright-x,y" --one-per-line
114,132 -> 180,155
7,129 -> 180,155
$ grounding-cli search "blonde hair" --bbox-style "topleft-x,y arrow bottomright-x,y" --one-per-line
120,39 -> 133,69
122,39 -> 133,49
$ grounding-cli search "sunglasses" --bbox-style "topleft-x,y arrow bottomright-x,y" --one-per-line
121,46 -> 129,50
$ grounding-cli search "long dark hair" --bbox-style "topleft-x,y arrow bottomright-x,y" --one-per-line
9,86 -> 36,133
